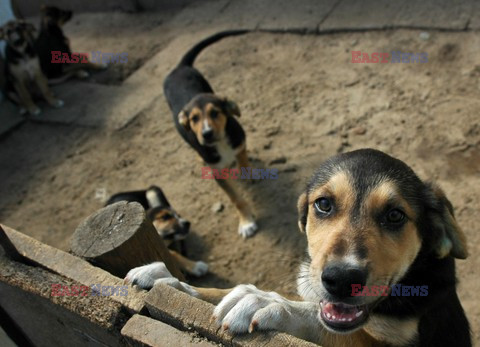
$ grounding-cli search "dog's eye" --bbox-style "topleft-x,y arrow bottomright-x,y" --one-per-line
210,110 -> 218,119
315,197 -> 332,214
386,209 -> 405,224
161,214 -> 172,221
191,115 -> 199,123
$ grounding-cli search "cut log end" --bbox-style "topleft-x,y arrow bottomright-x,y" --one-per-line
71,201 -> 184,280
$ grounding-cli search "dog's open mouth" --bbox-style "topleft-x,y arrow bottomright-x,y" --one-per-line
319,300 -> 368,332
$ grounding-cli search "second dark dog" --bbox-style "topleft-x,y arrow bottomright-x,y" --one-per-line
35,5 -> 106,83
106,185 -> 208,277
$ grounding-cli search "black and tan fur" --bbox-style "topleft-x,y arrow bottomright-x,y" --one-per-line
163,30 -> 258,238
1,20 -> 63,115
125,149 -> 471,347
293,148 -> 470,346
35,5 -> 106,84
106,186 -> 207,277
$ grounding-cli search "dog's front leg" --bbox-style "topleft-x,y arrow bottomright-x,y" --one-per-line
124,262 -> 231,304
12,79 -> 41,116
214,178 -> 258,238
214,284 -> 322,343
34,68 -> 64,108
236,147 -> 250,169
169,250 -> 208,277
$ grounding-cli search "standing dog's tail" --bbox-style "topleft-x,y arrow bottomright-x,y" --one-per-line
178,29 -> 250,67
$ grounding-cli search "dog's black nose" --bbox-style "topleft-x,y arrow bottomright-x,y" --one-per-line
322,264 -> 367,298
181,220 -> 191,232
202,129 -> 214,141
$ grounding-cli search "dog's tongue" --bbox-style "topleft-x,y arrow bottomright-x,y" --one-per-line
321,302 -> 365,324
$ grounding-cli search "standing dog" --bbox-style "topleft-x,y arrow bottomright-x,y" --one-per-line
34,5 -> 106,84
163,30 -> 258,238
106,186 -> 208,277
125,149 -> 471,346
1,20 -> 64,115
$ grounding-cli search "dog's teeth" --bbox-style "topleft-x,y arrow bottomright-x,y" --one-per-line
332,315 -> 336,320
355,311 -> 363,318
348,318 -> 353,321
326,313 -> 331,318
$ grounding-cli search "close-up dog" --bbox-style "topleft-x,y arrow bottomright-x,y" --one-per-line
106,185 -> 208,277
163,30 -> 259,238
125,149 -> 471,346
34,5 -> 106,83
0,19 -> 64,115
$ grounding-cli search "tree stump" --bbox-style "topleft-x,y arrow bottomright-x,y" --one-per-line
71,201 -> 184,281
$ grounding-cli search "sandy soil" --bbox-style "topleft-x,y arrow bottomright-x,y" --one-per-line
0,13 -> 479,344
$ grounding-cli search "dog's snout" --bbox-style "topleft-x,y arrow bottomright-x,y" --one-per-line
180,219 -> 191,232
202,129 -> 214,141
322,264 -> 367,298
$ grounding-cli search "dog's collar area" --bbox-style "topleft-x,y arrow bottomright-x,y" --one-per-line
319,300 -> 368,331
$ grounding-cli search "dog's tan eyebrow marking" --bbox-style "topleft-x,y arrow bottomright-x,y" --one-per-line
189,107 -> 202,118
365,181 -> 415,220
205,102 -> 222,115
308,172 -> 355,212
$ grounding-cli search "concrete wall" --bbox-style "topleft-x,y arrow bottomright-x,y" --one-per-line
13,0 -> 196,17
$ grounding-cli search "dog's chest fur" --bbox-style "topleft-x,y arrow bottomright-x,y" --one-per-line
10,56 -> 40,81
364,314 -> 419,345
210,139 -> 239,169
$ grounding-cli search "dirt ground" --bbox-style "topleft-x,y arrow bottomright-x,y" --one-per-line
1,12 -> 479,345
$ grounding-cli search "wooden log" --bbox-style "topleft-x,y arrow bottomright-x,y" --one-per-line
70,201 -> 184,281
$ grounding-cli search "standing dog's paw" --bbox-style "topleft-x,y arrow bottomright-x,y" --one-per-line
124,262 -> 173,289
213,284 -> 290,334
191,261 -> 209,277
51,99 -> 64,108
238,221 -> 258,238
28,107 -> 42,116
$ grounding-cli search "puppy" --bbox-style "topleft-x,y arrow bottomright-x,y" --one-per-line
163,30 -> 258,238
35,5 -> 106,83
106,186 -> 207,277
1,20 -> 64,115
125,149 -> 471,346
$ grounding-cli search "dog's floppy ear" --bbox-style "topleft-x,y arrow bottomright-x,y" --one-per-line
425,182 -> 468,259
223,97 -> 241,117
297,192 -> 308,233
178,110 -> 190,130
146,185 -> 171,208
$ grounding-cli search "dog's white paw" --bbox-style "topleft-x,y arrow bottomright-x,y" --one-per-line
52,99 -> 64,108
124,262 -> 173,289
213,284 -> 290,334
154,277 -> 199,297
238,221 -> 258,238
191,261 -> 209,277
